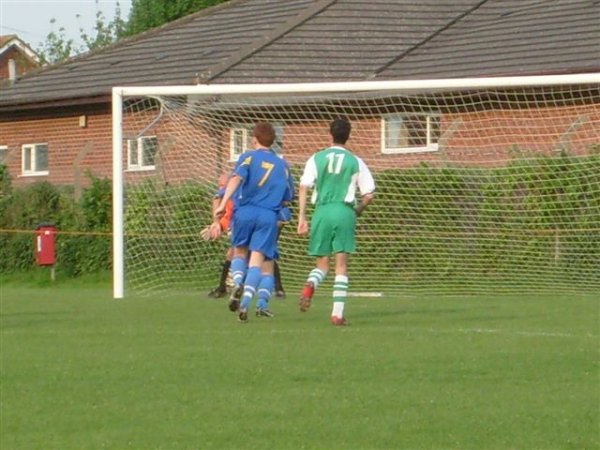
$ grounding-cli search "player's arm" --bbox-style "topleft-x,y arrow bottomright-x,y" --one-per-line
355,192 -> 374,217
201,181 -> 227,241
214,175 -> 242,220
296,156 -> 316,236
297,185 -> 309,236
354,158 -> 376,217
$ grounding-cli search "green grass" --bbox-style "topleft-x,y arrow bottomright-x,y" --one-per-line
1,278 -> 598,450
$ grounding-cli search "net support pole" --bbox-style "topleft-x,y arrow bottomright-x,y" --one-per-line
112,88 -> 124,299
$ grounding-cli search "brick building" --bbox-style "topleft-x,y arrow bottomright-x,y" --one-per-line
0,0 -> 598,188
0,35 -> 40,82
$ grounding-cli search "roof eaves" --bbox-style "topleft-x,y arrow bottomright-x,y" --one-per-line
0,36 -> 41,63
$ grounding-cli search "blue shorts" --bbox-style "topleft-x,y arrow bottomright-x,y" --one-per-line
231,205 -> 279,260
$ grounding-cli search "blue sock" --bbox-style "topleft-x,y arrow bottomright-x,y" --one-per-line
230,257 -> 247,287
257,274 -> 274,310
240,266 -> 261,310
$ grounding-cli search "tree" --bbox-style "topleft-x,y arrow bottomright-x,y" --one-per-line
38,3 -> 127,65
37,0 -> 228,65
37,19 -> 77,65
124,0 -> 229,36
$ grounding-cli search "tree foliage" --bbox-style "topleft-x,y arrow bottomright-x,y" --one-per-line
37,0 -> 229,64
38,4 -> 127,65
124,0 -> 229,36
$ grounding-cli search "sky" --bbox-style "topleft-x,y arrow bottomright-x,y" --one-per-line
0,0 -> 132,52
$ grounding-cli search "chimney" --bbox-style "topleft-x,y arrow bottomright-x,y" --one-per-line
8,59 -> 17,83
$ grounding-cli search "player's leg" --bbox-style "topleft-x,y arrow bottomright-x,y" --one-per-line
228,246 -> 248,311
238,250 -> 266,322
208,247 -> 232,298
331,252 -> 349,326
299,256 -> 329,312
273,260 -> 285,298
299,205 -> 333,312
256,259 -> 275,317
238,208 -> 278,322
329,204 -> 356,325
228,207 -> 254,311
274,222 -> 286,298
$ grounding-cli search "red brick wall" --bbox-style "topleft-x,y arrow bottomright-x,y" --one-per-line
1,105 -> 114,189
1,102 -> 598,188
0,47 -> 39,79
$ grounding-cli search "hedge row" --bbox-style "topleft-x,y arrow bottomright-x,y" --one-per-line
0,172 -> 112,276
1,153 -> 599,286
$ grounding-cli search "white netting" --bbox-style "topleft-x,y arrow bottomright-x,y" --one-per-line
116,79 -> 600,296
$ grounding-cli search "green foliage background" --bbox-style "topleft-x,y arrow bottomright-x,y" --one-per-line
125,0 -> 230,36
0,174 -> 113,276
1,153 -> 598,290
38,0 -> 230,64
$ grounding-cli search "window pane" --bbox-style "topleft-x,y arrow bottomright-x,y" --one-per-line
0,146 -> 7,165
244,129 -> 253,150
232,129 -> 244,155
429,116 -> 440,144
385,116 -> 405,148
273,124 -> 284,154
129,140 -> 138,165
406,116 -> 427,147
35,144 -> 48,171
23,146 -> 32,171
142,137 -> 157,166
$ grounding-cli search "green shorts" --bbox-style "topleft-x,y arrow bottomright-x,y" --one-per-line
308,203 -> 357,256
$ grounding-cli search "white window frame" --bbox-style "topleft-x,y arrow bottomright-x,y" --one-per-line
229,126 -> 253,162
21,143 -> 49,176
127,136 -> 157,171
381,114 -> 440,154
229,123 -> 284,162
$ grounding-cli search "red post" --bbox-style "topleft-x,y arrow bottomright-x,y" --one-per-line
35,224 -> 57,266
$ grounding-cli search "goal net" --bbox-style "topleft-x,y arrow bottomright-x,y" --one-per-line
112,75 -> 600,298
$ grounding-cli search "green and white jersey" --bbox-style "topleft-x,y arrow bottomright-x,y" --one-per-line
300,145 -> 375,206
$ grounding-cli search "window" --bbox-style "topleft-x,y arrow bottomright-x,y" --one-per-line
22,143 -> 49,176
0,146 -> 7,165
381,114 -> 440,154
229,123 -> 285,161
127,136 -> 158,170
229,126 -> 252,161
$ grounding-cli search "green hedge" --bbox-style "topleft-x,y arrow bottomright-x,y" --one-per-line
359,152 -> 600,285
0,173 -> 112,276
1,152 -> 598,286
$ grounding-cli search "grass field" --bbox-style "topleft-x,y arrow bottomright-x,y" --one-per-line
1,276 -> 598,449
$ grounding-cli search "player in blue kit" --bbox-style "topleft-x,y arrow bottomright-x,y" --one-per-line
213,122 -> 294,323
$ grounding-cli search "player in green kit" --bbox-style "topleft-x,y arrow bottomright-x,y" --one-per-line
296,118 -> 375,326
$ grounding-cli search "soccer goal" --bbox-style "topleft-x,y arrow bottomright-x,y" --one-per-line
112,74 -> 600,299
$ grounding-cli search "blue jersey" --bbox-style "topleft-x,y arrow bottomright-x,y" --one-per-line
234,148 -> 293,211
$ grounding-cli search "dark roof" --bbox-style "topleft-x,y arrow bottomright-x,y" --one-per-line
1,0 -> 598,109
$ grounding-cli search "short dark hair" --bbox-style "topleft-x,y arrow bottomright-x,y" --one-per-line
330,118 -> 351,144
253,122 -> 276,147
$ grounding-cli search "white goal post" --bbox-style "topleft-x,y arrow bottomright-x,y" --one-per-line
112,73 -> 600,299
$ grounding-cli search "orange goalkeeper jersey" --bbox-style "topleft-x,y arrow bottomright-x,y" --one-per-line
219,199 -> 234,231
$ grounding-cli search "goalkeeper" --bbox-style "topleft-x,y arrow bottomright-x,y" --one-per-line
204,173 -> 234,298
205,173 -> 288,299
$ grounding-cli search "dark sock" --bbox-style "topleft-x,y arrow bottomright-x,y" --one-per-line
218,260 -> 231,289
274,260 -> 283,292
